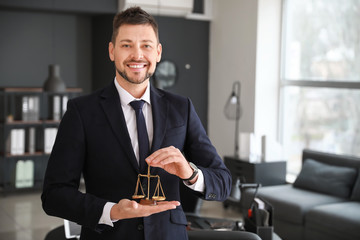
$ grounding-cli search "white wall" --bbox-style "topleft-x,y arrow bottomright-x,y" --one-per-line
254,0 -> 282,137
208,0 -> 281,158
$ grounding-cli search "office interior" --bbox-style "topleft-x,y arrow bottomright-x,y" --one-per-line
1,0 -> 359,240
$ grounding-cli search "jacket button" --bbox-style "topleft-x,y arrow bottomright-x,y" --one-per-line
137,224 -> 144,231
208,193 -> 216,199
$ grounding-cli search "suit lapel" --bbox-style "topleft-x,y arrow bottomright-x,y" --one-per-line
99,83 -> 139,173
150,86 -> 168,154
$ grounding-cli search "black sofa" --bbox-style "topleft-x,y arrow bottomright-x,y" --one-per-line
241,149 -> 360,240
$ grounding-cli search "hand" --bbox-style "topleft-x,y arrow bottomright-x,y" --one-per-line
146,146 -> 195,181
110,199 -> 180,220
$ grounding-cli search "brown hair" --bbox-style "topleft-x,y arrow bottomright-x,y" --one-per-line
111,6 -> 159,44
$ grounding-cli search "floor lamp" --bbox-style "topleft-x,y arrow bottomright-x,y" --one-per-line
224,81 -> 242,157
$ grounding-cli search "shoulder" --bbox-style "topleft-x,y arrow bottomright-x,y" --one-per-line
70,82 -> 115,106
151,86 -> 189,106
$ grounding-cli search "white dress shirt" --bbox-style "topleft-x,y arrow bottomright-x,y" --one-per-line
99,78 -> 205,226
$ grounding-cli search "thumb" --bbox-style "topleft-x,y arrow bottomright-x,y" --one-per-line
131,200 -> 139,209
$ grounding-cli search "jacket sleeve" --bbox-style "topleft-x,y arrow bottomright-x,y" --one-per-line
183,98 -> 232,201
41,99 -> 107,232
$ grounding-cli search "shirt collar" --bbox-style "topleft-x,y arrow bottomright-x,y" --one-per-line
114,77 -> 151,107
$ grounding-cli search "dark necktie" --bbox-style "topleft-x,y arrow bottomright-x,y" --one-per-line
130,100 -> 149,173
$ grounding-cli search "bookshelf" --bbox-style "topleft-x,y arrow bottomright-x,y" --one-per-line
0,87 -> 82,193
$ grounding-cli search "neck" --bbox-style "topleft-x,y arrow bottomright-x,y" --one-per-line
116,76 -> 149,99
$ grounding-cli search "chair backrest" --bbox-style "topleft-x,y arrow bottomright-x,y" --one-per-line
64,220 -> 81,239
188,230 -> 262,240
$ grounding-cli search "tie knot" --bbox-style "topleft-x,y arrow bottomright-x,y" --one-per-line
130,100 -> 145,110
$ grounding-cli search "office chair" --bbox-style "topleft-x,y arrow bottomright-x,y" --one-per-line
44,220 -> 79,240
188,230 -> 261,240
45,225 -> 262,240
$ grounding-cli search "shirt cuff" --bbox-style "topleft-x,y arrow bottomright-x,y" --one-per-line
183,169 -> 205,193
98,202 -> 117,227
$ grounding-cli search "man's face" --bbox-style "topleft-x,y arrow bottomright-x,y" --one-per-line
109,24 -> 162,85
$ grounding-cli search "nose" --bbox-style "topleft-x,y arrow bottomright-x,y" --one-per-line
131,46 -> 143,60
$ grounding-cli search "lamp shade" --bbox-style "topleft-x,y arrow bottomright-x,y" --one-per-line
224,82 -> 242,120
43,64 -> 66,93
224,81 -> 242,157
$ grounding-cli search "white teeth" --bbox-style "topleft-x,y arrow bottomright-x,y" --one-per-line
129,64 -> 145,68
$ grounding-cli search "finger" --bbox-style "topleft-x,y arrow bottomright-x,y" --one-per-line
147,154 -> 171,167
149,148 -> 181,166
157,201 -> 181,206
140,202 -> 177,216
158,154 -> 182,165
153,202 -> 178,212
146,146 -> 176,163
148,156 -> 180,169
131,200 -> 139,209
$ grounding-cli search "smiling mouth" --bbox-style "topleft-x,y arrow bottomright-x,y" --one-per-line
127,63 -> 147,69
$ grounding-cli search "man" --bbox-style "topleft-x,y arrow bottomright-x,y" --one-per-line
42,6 -> 231,240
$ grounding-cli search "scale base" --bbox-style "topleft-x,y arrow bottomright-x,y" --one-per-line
140,198 -> 157,205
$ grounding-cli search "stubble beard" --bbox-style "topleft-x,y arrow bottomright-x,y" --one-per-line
116,67 -> 153,85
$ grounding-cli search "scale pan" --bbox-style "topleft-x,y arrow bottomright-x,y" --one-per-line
132,195 -> 145,199
152,196 -> 166,201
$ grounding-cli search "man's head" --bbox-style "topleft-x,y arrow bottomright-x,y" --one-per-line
109,7 -> 162,89
111,6 -> 159,44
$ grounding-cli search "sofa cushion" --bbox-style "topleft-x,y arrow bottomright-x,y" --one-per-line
293,159 -> 357,198
305,202 -> 360,240
350,171 -> 360,200
242,185 -> 345,225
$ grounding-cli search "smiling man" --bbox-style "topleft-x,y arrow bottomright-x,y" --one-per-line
109,23 -> 161,90
41,6 -> 231,240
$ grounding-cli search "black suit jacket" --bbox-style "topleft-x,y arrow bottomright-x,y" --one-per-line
42,82 -> 232,240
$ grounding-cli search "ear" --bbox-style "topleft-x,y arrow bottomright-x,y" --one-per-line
156,43 -> 162,63
109,42 -> 115,62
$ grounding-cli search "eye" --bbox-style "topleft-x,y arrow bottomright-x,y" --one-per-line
121,44 -> 130,48
144,44 -> 152,49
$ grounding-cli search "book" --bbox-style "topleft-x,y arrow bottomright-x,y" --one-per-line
10,129 -> 17,154
15,160 -> 25,188
7,129 -> 25,155
15,159 -> 34,188
62,95 -> 69,116
53,95 -> 61,121
17,129 -> 25,155
24,160 -> 34,188
15,95 -> 40,121
28,96 -> 40,121
44,128 -> 58,153
28,127 -> 36,154
22,96 -> 29,121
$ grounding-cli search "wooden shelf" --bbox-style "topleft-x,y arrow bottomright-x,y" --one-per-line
5,152 -> 44,158
0,87 -> 43,92
0,87 -> 82,194
43,120 -> 61,124
0,87 -> 82,93
5,120 -> 43,125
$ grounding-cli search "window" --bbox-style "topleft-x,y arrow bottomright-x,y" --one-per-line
280,0 -> 360,177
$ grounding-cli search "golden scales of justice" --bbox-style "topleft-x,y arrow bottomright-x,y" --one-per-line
132,165 -> 166,205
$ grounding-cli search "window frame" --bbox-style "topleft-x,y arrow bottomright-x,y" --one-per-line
279,0 -> 360,177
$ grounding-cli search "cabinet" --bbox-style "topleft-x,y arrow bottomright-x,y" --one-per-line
224,156 -> 287,186
223,156 -> 286,209
0,87 -> 82,193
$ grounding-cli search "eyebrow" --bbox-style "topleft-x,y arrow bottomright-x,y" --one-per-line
119,39 -> 155,43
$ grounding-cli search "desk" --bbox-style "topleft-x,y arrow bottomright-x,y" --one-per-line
224,156 -> 286,186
